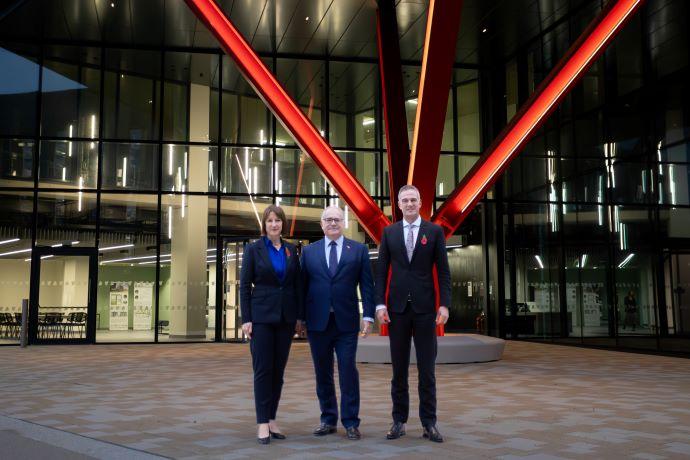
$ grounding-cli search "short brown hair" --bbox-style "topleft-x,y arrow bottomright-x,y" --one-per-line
261,205 -> 286,235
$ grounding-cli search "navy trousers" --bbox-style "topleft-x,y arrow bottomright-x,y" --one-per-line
250,322 -> 294,423
307,313 -> 360,428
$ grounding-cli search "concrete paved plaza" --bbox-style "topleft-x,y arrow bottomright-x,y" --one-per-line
1,340 -> 690,459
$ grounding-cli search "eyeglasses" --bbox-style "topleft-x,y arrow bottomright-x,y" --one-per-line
322,217 -> 342,224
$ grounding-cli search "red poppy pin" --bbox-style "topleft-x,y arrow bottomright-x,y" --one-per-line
285,247 -> 291,258
421,235 -> 428,245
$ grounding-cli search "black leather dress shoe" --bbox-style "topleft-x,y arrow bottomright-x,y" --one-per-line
346,427 -> 361,440
270,430 -> 286,440
422,424 -> 444,443
386,421 -> 406,440
313,423 -> 337,436
257,436 -> 270,445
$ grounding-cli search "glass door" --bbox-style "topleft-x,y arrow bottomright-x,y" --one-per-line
668,252 -> 690,337
222,239 -> 247,342
28,247 -> 97,344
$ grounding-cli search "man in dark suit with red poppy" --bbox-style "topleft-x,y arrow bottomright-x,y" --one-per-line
375,184 -> 451,443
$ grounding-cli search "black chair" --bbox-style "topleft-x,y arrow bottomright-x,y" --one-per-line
41,312 -> 64,339
65,312 -> 87,338
12,313 -> 22,338
157,320 -> 169,335
0,313 -> 13,338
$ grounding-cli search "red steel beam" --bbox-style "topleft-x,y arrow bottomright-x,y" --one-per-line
377,0 -> 410,222
185,0 -> 391,242
432,0 -> 644,237
408,0 -> 463,219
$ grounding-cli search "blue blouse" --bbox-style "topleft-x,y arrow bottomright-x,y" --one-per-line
263,236 -> 287,281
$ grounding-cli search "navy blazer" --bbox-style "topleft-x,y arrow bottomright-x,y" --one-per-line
374,219 -> 451,314
300,237 -> 375,332
239,238 -> 303,324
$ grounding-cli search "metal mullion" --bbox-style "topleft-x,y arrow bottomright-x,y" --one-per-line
154,49 -> 165,344
27,9 -> 45,345
272,54 -> 277,204
95,44 -> 105,252
215,51 -> 223,342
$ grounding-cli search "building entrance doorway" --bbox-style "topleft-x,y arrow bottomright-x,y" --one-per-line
28,246 -> 98,344
665,252 -> 690,337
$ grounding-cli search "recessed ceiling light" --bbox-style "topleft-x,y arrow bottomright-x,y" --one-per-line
305,16 -> 310,21
111,2 -> 115,7
482,28 -> 487,33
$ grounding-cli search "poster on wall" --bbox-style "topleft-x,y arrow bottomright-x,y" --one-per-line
133,282 -> 153,330
109,283 -> 129,331
582,283 -> 603,326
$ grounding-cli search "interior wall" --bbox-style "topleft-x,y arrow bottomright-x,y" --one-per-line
0,260 -> 31,310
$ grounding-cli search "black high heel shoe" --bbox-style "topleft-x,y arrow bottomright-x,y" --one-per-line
257,435 -> 270,445
270,430 -> 286,440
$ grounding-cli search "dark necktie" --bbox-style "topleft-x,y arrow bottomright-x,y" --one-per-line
329,241 -> 338,277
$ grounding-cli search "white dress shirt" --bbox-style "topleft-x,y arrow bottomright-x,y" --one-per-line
376,216 -> 422,313
325,235 -> 374,324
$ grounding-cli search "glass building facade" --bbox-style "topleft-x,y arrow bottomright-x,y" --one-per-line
0,0 -> 688,354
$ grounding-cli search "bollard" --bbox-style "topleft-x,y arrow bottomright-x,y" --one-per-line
20,298 -> 28,347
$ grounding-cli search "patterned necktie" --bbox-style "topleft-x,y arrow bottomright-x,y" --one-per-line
406,224 -> 416,261
329,241 -> 338,276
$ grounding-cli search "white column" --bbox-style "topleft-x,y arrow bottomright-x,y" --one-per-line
170,82 -> 211,338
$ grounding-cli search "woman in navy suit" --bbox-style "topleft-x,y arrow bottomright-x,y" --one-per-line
240,205 -> 303,444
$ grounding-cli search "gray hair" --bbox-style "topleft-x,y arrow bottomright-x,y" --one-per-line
398,184 -> 420,201
321,205 -> 344,220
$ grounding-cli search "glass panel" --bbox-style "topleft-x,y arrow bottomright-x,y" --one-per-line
505,59 -> 518,122
0,139 -> 34,187
163,79 -> 187,142
511,204 -> 561,338
336,150 -> 379,197
610,162 -> 648,204
221,55 -> 272,144
36,192 -> 97,247
0,191 -> 33,344
329,61 -> 378,149
162,144 -> 218,193
104,49 -> 160,141
102,143 -> 159,191
564,246 -> 610,338
41,46 -> 101,138
456,74 -> 480,153
458,155 -> 478,182
436,155 -> 454,199
614,206 -> 656,339
276,59 -> 325,143
37,255 -> 90,340
667,254 -> 690,340
220,147 -> 272,195
0,44 -> 39,136
276,148 -> 326,198
96,193 -> 158,343
219,196 -> 272,240
159,195 -> 215,342
659,163 -> 690,206
39,140 -> 98,189
446,206 -> 485,332
163,52 -> 220,143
